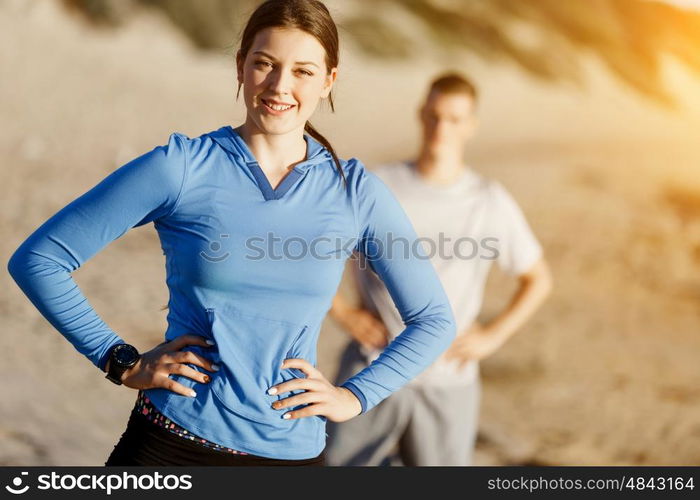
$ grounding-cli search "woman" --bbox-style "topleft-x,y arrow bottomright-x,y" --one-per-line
7,0 -> 456,466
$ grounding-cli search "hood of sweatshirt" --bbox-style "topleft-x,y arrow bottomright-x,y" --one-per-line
208,125 -> 333,173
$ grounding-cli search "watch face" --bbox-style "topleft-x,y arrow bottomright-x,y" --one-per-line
114,344 -> 139,366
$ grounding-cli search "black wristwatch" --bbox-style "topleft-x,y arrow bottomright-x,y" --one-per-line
105,343 -> 140,385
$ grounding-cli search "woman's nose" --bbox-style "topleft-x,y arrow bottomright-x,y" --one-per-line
268,68 -> 293,96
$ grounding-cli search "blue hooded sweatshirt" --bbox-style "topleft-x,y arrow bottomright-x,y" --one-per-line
7,125 -> 456,460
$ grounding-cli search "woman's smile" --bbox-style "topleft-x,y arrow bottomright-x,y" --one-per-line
260,97 -> 297,115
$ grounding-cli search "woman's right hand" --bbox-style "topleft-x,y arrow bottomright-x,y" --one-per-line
109,335 -> 219,397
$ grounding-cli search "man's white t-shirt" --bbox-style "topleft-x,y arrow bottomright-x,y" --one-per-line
354,160 -> 543,387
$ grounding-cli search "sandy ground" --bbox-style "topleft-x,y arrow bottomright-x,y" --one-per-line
1,0 -> 699,465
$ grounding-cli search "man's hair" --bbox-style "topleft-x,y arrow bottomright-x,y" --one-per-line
427,72 -> 478,102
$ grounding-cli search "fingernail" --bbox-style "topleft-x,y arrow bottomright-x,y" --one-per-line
282,413 -> 291,419
206,339 -> 215,345
190,390 -> 197,397
203,375 -> 210,383
212,364 -> 220,371
267,387 -> 278,395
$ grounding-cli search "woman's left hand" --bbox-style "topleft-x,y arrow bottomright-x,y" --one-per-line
267,358 -> 362,423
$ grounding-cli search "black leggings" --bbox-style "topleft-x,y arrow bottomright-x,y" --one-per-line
104,402 -> 325,466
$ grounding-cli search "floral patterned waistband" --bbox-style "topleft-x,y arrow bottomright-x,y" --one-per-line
133,390 -> 249,455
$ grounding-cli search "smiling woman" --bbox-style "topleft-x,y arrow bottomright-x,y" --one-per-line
7,0 -> 457,466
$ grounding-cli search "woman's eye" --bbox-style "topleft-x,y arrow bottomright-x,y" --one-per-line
255,60 -> 272,68
296,69 -> 313,76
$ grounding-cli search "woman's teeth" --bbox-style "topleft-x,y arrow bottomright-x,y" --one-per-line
263,99 -> 293,111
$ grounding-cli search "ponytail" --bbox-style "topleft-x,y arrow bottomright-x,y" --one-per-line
304,121 -> 347,189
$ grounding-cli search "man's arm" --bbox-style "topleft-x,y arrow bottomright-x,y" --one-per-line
481,256 -> 552,341
444,256 -> 552,366
329,293 -> 352,325
329,284 -> 389,351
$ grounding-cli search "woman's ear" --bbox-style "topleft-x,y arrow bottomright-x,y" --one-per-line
322,67 -> 338,99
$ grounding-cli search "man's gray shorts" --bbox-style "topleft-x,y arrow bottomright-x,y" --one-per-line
326,341 -> 481,466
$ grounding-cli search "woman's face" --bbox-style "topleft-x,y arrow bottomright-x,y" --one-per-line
237,27 -> 337,137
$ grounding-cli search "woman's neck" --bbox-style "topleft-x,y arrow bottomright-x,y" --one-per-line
236,119 -> 308,174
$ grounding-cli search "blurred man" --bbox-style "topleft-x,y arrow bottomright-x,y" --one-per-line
325,72 -> 553,466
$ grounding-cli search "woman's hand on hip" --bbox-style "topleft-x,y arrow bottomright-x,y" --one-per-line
119,334 -> 219,397
267,358 -> 362,423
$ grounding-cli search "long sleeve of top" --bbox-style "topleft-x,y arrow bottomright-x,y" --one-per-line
6,125 -> 456,459
7,133 -> 187,372
338,169 -> 457,413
